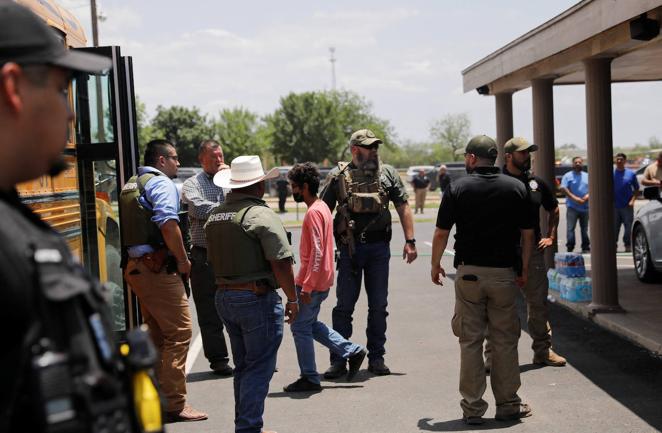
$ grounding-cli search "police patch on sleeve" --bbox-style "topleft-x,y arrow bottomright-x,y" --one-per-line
528,179 -> 538,191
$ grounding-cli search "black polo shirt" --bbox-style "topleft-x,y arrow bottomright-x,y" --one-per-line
503,166 -> 558,242
436,166 -> 534,268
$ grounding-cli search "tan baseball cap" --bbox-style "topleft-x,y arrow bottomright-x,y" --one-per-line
504,137 -> 538,153
349,129 -> 382,147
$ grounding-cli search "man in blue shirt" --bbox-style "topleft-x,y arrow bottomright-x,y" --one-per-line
561,156 -> 590,253
613,153 -> 639,253
121,139 -> 207,422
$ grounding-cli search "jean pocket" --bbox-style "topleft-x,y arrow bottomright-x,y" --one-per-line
230,299 -> 265,333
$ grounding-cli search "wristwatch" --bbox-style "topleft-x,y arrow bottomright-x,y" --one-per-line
405,238 -> 416,245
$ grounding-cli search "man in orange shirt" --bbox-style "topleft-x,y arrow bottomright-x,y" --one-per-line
284,163 -> 366,392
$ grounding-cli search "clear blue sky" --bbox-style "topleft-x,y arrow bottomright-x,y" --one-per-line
62,0 -> 662,150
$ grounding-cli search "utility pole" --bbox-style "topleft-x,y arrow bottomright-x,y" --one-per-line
329,47 -> 336,90
90,0 -> 99,46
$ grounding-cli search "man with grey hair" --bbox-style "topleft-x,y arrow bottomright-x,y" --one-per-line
438,164 -> 451,198
181,140 -> 233,375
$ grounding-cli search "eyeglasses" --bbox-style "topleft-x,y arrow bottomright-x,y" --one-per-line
165,155 -> 179,161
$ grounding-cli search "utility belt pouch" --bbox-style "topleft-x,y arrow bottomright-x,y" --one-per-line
347,192 -> 386,213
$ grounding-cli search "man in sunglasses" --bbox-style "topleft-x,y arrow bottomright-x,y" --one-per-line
320,128 -> 417,378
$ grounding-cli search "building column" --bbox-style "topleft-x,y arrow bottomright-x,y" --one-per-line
532,78 -> 557,268
583,57 -> 623,313
495,92 -> 513,168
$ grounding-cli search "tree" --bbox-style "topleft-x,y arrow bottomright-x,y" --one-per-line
213,107 -> 270,161
429,113 -> 471,162
135,96 -> 155,161
267,90 -> 394,164
150,105 -> 214,166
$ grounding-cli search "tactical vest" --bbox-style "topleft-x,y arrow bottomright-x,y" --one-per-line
337,161 -> 389,214
0,195 -> 157,433
205,200 -> 276,286
119,172 -> 164,247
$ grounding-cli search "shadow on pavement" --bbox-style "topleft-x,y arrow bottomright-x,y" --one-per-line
186,371 -> 232,383
520,297 -> 662,431
518,363 -> 544,374
417,417 -> 519,431
268,390 -> 324,399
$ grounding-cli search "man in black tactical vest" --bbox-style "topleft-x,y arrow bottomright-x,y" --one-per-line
205,155 -> 299,433
320,129 -> 418,378
120,139 -> 208,422
0,3 -> 163,432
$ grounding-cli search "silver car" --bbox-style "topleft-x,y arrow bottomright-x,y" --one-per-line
632,186 -> 662,282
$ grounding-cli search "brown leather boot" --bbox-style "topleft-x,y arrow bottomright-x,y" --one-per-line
166,405 -> 208,423
533,349 -> 567,367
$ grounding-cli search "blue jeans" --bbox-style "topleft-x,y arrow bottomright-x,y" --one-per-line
291,286 -> 363,384
331,241 -> 390,364
566,207 -> 590,252
215,290 -> 283,433
614,206 -> 634,248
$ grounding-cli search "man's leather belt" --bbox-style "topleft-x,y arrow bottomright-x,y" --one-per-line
357,230 -> 391,244
218,282 -> 258,291
218,281 -> 273,295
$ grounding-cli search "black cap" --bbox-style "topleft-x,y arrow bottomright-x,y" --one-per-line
456,135 -> 498,159
0,2 -> 110,74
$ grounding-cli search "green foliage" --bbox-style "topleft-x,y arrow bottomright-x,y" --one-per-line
150,105 -> 214,166
135,96 -> 155,161
267,90 -> 394,165
213,107 -> 269,161
429,113 -> 471,162
380,140 -> 437,168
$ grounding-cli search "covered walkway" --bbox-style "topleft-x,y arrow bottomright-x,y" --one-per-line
462,0 -> 662,348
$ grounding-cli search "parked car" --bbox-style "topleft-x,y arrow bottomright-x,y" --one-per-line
406,165 -> 435,184
635,165 -> 647,188
264,165 -> 333,196
173,166 -> 202,195
553,164 -> 588,196
632,186 -> 662,282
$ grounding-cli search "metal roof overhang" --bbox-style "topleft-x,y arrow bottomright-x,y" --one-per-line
462,0 -> 662,95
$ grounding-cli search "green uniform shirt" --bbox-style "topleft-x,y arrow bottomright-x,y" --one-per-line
205,192 -> 293,286
321,162 -> 408,235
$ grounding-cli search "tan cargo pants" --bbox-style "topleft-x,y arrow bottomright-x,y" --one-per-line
414,188 -> 427,213
452,265 -> 522,418
125,259 -> 192,412
485,248 -> 552,360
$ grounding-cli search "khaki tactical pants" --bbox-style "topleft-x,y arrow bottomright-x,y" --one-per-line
452,265 -> 522,418
485,248 -> 552,360
414,188 -> 427,213
523,248 -> 552,355
125,259 -> 192,412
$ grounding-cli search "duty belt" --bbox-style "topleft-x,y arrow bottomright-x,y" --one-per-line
357,230 -> 391,244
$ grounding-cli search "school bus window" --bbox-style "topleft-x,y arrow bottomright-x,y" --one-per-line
75,73 -> 115,145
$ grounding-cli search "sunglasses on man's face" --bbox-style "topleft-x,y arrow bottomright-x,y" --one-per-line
360,143 -> 379,150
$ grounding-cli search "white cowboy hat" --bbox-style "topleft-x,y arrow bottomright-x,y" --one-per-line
213,155 -> 280,189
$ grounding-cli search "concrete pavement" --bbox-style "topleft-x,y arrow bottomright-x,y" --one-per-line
171,218 -> 662,433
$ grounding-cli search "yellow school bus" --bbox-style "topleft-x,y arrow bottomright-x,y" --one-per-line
15,0 -> 141,331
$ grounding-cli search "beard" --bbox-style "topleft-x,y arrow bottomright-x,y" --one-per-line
292,192 -> 304,203
47,156 -> 70,177
465,161 -> 474,174
356,152 -> 379,174
514,157 -> 531,172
